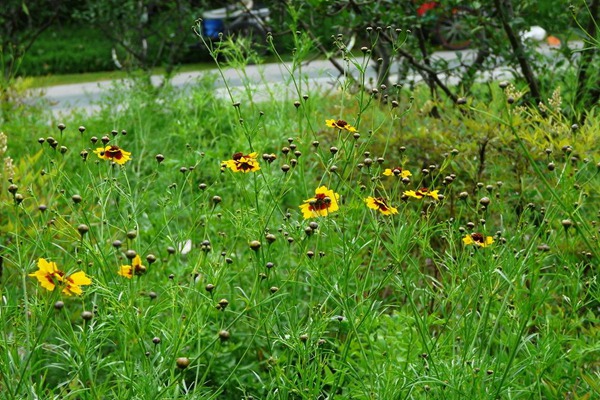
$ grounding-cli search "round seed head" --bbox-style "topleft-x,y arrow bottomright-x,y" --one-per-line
176,357 -> 190,369
77,224 -> 89,236
218,298 -> 229,309
218,330 -> 230,341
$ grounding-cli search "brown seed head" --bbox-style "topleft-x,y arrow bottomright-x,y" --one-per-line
176,357 -> 190,369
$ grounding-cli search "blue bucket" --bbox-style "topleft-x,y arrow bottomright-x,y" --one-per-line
203,18 -> 224,39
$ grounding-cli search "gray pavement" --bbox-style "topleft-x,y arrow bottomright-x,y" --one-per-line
38,41 -> 581,117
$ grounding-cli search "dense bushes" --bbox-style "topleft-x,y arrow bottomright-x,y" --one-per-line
18,26 -> 115,76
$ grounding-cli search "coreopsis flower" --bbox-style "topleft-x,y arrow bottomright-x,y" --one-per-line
62,271 -> 93,296
326,119 -> 357,133
222,152 -> 260,173
118,255 -> 147,279
299,186 -> 340,219
29,258 -> 92,296
404,188 -> 440,200
383,167 -> 412,179
365,196 -> 398,215
94,145 -> 132,165
463,233 -> 494,247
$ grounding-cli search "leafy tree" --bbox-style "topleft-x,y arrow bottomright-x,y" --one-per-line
75,0 -> 206,81
0,0 -> 65,121
284,0 -> 584,112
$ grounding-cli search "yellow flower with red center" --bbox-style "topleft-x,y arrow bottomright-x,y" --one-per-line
383,167 -> 412,179
62,271 -> 93,295
222,152 -> 260,173
463,233 -> 494,247
118,255 -> 147,279
365,196 -> 398,215
299,186 -> 340,219
326,119 -> 357,133
94,145 -> 132,165
29,258 -> 92,296
404,188 -> 440,200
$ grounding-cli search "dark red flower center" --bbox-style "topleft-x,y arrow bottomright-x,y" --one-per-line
237,160 -> 254,171
104,146 -> 123,160
374,197 -> 389,211
231,153 -> 255,170
471,233 -> 485,243
336,120 -> 348,127
416,188 -> 429,197
309,193 -> 331,211
392,167 -> 403,176
44,269 -> 64,286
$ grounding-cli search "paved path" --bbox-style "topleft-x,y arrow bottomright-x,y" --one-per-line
38,41 -> 580,116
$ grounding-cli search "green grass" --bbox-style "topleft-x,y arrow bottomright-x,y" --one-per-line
1,37 -> 599,400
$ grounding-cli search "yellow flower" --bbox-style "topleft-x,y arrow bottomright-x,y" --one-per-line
365,196 -> 398,215
463,233 -> 494,247
404,188 -> 439,200
62,271 -> 92,296
299,186 -> 340,219
326,119 -> 357,133
118,255 -> 147,279
94,145 -> 132,165
29,258 -> 61,292
222,152 -> 260,173
29,258 -> 92,296
383,167 -> 412,178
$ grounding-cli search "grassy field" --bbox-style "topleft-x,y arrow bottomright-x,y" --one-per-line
1,43 -> 599,399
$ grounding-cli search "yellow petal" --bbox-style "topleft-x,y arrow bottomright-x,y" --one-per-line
68,271 -> 92,286
118,265 -> 133,279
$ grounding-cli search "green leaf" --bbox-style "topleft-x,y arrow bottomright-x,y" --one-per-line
21,1 -> 30,16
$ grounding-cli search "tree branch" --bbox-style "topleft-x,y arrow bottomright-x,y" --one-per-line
493,0 -> 541,104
